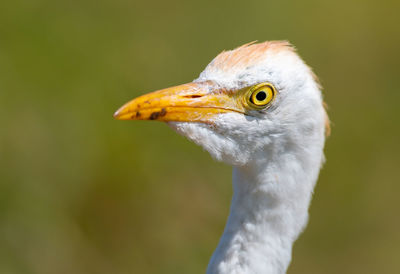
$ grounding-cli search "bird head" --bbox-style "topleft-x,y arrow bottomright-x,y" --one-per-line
114,41 -> 329,166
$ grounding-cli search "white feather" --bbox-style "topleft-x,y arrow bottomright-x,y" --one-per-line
168,42 -> 327,274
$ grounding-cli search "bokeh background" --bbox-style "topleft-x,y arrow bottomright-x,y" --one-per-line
1,0 -> 399,273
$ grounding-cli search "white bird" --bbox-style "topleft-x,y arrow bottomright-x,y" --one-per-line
114,41 -> 330,274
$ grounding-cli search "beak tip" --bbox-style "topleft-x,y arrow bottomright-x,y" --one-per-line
113,108 -> 122,119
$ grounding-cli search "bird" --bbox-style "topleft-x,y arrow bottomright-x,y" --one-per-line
114,41 -> 329,274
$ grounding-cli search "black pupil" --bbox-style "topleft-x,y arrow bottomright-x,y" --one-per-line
256,91 -> 267,101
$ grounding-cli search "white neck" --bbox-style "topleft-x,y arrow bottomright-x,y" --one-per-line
207,140 -> 324,274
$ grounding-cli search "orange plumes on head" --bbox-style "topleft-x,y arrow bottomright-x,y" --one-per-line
207,41 -> 295,73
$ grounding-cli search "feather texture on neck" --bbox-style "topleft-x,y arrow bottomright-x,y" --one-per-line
207,127 -> 325,274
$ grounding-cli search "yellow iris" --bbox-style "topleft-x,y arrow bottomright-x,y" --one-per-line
247,83 -> 276,108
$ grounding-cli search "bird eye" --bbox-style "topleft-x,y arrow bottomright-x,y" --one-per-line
248,83 -> 276,108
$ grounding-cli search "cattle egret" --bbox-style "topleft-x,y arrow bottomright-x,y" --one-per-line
114,41 -> 329,274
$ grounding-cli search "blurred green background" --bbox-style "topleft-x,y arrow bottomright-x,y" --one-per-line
1,0 -> 399,273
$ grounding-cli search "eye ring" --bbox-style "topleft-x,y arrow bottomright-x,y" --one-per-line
247,83 -> 276,109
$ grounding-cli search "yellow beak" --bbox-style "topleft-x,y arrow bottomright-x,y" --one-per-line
113,82 -> 244,123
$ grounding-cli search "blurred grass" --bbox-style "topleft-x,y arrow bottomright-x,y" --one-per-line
0,0 -> 399,273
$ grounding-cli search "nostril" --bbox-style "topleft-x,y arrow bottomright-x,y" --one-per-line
183,95 -> 203,98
